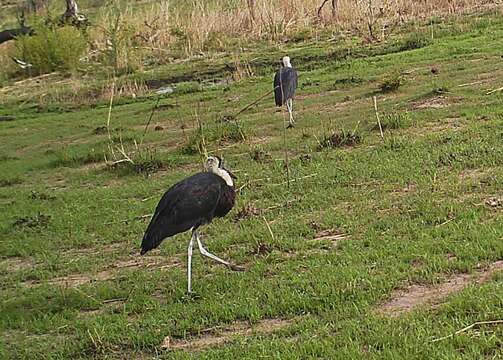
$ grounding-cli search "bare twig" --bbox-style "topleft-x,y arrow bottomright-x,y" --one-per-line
262,198 -> 300,212
195,108 -> 208,159
373,96 -> 384,140
317,0 -> 337,18
432,320 -> 503,343
262,216 -> 275,241
232,87 -> 277,119
486,86 -> 503,95
272,173 -> 317,187
279,74 -> 291,189
317,0 -> 331,18
106,79 -> 116,142
457,80 -> 484,87
104,213 -> 153,225
283,119 -> 291,189
140,97 -> 161,145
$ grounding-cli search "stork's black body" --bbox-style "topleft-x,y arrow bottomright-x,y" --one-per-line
274,56 -> 298,127
141,172 -> 235,255
274,67 -> 298,106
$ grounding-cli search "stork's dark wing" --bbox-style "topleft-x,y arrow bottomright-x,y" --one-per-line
141,173 -> 224,254
274,70 -> 282,106
274,67 -> 298,106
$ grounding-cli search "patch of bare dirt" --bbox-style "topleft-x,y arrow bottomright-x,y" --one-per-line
407,117 -> 463,138
378,261 -> 503,317
0,256 -> 39,272
410,95 -> 452,110
61,243 -> 124,258
24,271 -> 115,288
22,254 -> 181,288
112,255 -> 181,271
459,168 -> 493,181
160,318 -> 293,351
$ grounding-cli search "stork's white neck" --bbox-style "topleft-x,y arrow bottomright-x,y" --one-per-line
211,168 -> 234,187
283,58 -> 292,68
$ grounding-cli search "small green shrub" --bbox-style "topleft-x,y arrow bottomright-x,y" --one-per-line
13,212 -> 51,229
175,82 -> 203,95
379,74 -> 403,93
107,148 -> 169,176
375,112 -> 413,130
431,86 -> 449,95
181,121 -> 246,155
15,23 -> 87,75
316,129 -> 362,150
0,177 -> 23,187
383,134 -> 407,151
50,146 -> 105,168
400,33 -> 432,51
250,147 -> 272,163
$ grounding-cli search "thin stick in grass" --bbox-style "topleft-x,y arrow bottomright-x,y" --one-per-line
195,106 -> 208,169
262,215 -> 275,242
283,114 -> 291,189
232,87 -> 277,119
373,96 -> 384,140
432,320 -> 503,343
106,77 -> 116,162
106,78 -> 115,142
140,96 -> 161,146
278,71 -> 291,189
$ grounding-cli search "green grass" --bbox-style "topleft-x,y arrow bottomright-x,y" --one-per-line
1,9 -> 503,360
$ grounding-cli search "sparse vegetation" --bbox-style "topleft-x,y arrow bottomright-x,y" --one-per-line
400,32 -> 432,51
376,111 -> 413,130
250,147 -> 272,163
316,128 -> 362,150
379,73 -> 404,93
12,212 -> 51,229
181,121 -> 247,155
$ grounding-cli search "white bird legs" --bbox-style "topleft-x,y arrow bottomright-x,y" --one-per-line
286,98 -> 295,128
187,229 -> 243,293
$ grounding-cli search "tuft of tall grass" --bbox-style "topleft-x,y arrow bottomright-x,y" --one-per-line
87,0 -> 488,67
316,128 -> 362,150
181,121 -> 247,155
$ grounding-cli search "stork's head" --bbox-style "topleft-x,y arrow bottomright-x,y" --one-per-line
282,56 -> 292,68
205,156 -> 236,187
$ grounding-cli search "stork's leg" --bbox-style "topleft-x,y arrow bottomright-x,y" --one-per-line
187,230 -> 195,293
195,231 -> 244,271
286,98 -> 295,127
195,230 -> 230,266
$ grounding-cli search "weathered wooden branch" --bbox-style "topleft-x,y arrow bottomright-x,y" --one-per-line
247,0 -> 256,22
0,27 -> 33,45
0,0 -> 87,45
317,0 -> 338,18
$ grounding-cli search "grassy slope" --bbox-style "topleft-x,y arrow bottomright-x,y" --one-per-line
1,10 -> 503,359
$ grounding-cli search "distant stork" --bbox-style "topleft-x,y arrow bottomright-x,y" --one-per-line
274,56 -> 298,128
141,156 -> 243,293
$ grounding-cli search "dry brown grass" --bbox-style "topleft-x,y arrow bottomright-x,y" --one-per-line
87,0 -> 498,69
0,0 -> 499,92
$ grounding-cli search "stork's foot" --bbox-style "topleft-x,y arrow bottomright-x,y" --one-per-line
228,263 -> 246,271
182,291 -> 202,301
286,123 -> 295,129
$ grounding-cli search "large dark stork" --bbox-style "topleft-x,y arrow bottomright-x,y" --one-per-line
140,156 -> 243,293
274,56 -> 298,128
